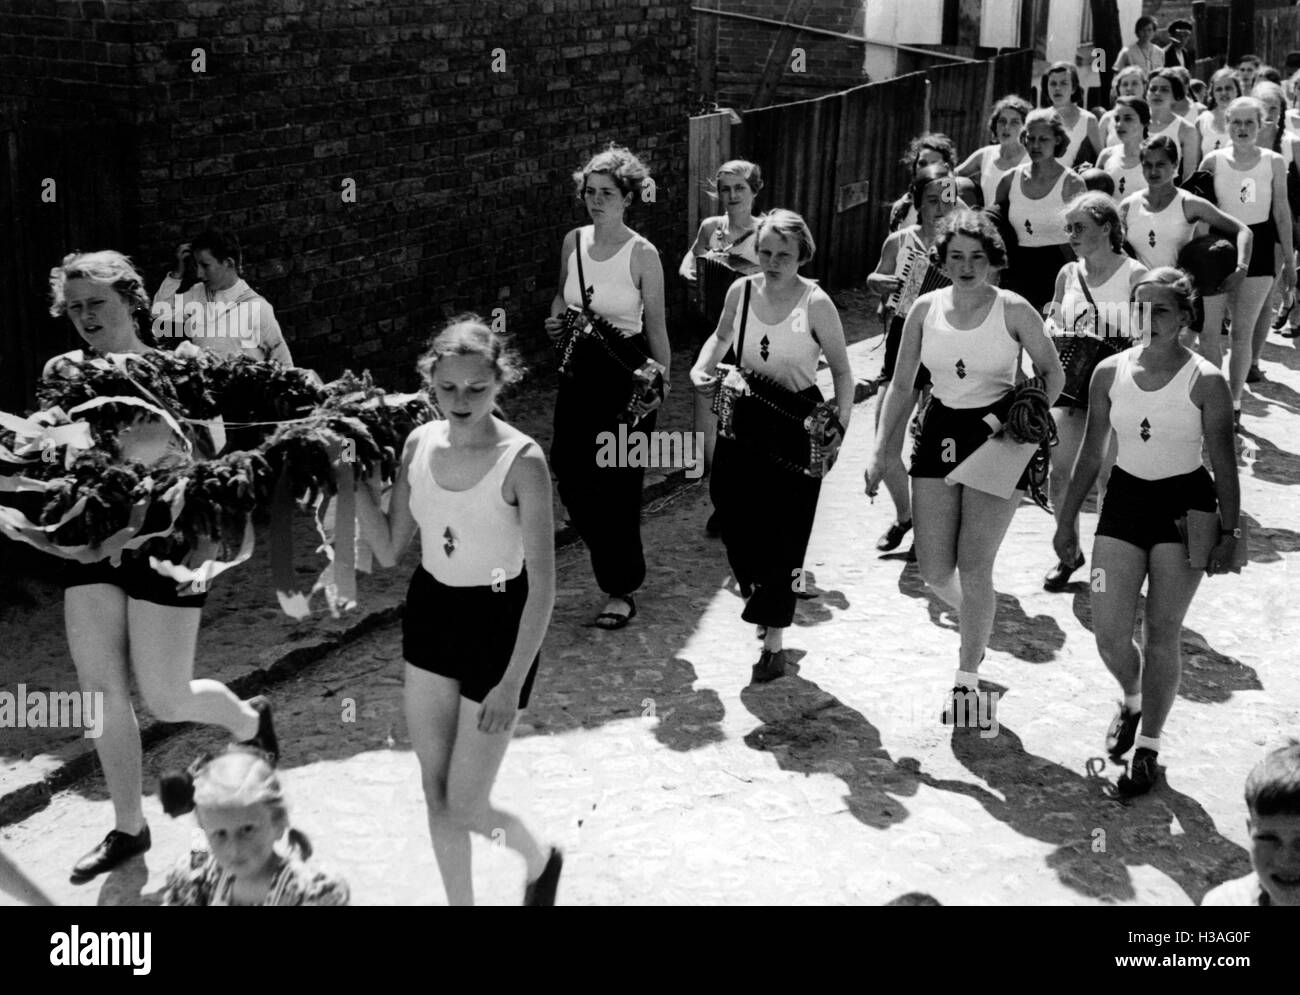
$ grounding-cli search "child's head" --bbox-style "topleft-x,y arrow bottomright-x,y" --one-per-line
901,132 -> 957,175
1244,739 -> 1300,906
417,315 -> 523,426
1078,168 -> 1115,198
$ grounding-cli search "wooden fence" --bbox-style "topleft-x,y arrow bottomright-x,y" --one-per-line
687,49 -> 1033,290
1255,7 -> 1300,72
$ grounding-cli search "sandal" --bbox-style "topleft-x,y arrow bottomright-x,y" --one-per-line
593,595 -> 637,630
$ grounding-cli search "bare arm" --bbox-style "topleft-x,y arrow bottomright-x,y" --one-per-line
1055,362 -> 1117,550
872,298 -> 928,458
549,229 -> 577,320
679,218 -> 718,281
866,231 -> 904,298
1179,122 -> 1200,183
956,147 -> 986,180
1007,295 -> 1066,403
1270,153 -> 1296,292
499,446 -> 556,686
809,289 -> 854,429
690,277 -> 746,386
353,429 -> 420,568
634,241 -> 671,372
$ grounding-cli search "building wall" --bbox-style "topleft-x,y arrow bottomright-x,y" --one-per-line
0,0 -> 694,387
709,0 -> 868,109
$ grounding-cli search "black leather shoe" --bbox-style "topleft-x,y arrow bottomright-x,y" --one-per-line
876,519 -> 913,552
523,847 -> 564,906
1117,747 -> 1160,798
1043,553 -> 1085,592
241,696 -> 279,765
71,826 -> 151,882
1246,364 -> 1263,384
751,649 -> 787,684
904,543 -> 917,563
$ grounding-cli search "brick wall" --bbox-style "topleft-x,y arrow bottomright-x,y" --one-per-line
707,0 -> 868,109
0,0 -> 693,389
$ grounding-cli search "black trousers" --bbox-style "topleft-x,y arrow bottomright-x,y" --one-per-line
551,373 -> 653,597
709,399 -> 823,629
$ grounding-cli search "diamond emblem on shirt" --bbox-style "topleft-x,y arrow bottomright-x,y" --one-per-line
759,334 -> 771,361
955,359 -> 967,379
1023,219 -> 1034,236
1147,229 -> 1157,248
1139,417 -> 1151,442
1119,176 -> 1126,194
443,526 -> 456,557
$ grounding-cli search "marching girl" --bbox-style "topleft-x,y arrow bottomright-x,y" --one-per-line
865,164 -> 960,557
1040,61 -> 1102,168
1198,96 -> 1295,419
1120,136 -> 1249,287
1249,81 -> 1294,374
161,747 -> 349,905
354,317 -> 563,906
864,211 -> 1065,723
1114,14 -> 1164,76
1041,193 -> 1148,592
40,251 -> 276,883
690,209 -> 855,683
1145,69 -> 1200,183
1054,269 -> 1241,797
1098,66 -> 1149,148
890,133 -> 959,229
544,145 -> 671,629
1096,96 -> 1150,202
956,95 -> 1031,210
680,159 -> 764,535
995,109 -> 1087,313
1197,69 -> 1243,155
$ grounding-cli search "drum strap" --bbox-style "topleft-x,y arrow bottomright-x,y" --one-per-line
1074,262 -> 1109,337
733,278 -> 753,365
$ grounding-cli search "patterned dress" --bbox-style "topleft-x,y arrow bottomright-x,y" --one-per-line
163,840 -> 350,906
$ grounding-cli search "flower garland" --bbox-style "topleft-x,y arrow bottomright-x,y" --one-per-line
0,345 -> 437,616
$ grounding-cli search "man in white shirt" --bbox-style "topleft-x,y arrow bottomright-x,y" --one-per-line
151,230 -> 294,365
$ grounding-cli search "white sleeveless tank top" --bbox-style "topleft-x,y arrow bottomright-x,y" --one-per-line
921,288 -> 1021,408
563,226 -> 646,334
1109,349 -> 1208,479
981,145 -> 1025,208
407,423 -> 532,586
1008,165 -> 1071,246
1125,190 -> 1196,269
1102,152 -> 1146,202
1147,114 -> 1188,144
1197,112 -> 1229,153
1058,257 -> 1144,340
1061,110 -> 1092,165
1210,149 -> 1278,225
731,277 -> 822,391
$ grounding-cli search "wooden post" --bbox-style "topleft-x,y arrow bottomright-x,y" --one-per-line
1228,0 -> 1255,65
750,0 -> 814,109
1191,1 -> 1208,63
1090,0 -> 1122,104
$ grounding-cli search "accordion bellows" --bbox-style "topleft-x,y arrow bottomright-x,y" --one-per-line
555,306 -> 665,424
711,363 -> 842,478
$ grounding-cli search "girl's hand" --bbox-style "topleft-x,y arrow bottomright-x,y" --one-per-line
477,682 -> 521,735
543,316 -> 566,341
871,275 -> 903,294
1283,264 -> 1297,297
863,455 -> 882,499
1053,524 -> 1081,567
1222,265 -> 1248,294
1206,535 -> 1237,576
690,367 -> 718,396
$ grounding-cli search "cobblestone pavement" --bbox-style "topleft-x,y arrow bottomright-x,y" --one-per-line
3,313 -> 1299,905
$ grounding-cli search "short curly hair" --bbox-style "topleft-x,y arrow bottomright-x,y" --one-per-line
572,144 -> 652,201
48,249 -> 150,319
900,133 -> 957,174
986,95 -> 1032,141
931,209 -> 1007,269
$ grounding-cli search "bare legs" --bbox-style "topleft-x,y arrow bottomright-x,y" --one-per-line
911,479 -> 1021,673
405,665 -> 546,906
64,586 -> 258,836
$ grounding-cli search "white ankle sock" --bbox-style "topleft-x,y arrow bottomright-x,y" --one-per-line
1124,692 -> 1142,712
954,669 -> 980,690
1134,734 -> 1160,754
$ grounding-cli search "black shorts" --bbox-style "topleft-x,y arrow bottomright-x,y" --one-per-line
882,313 -> 932,390
401,566 -> 541,708
59,553 -> 208,608
909,395 -> 1030,491
1096,465 -> 1217,551
1245,220 -> 1279,278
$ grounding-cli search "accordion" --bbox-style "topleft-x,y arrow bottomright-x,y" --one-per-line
554,305 -> 666,424
710,363 -> 843,478
885,242 -> 950,317
697,253 -> 746,329
1053,334 -> 1123,407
